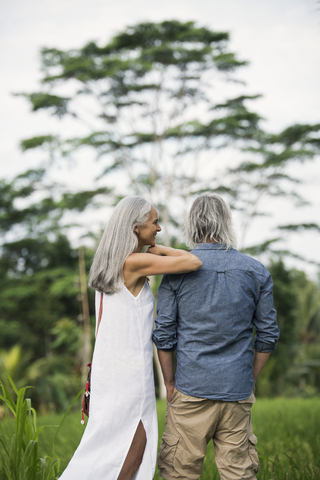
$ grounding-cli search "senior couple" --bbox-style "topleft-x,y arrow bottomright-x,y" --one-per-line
60,193 -> 279,480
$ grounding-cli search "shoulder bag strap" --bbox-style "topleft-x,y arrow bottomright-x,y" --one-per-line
95,292 -> 103,338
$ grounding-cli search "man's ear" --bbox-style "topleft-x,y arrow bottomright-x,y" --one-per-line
134,226 -> 139,235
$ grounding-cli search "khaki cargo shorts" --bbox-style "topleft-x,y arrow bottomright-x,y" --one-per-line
158,388 -> 259,480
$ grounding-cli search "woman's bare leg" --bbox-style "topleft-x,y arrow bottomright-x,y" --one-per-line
117,421 -> 147,480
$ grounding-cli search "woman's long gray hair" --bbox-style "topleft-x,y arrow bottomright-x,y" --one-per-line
88,196 -> 152,294
185,193 -> 237,249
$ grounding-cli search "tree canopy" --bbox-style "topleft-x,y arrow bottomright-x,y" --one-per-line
18,20 -> 266,243
17,20 -> 320,252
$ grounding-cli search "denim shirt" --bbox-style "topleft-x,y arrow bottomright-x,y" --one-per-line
153,243 -> 280,401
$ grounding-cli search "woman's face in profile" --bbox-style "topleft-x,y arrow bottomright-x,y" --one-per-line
135,206 -> 161,247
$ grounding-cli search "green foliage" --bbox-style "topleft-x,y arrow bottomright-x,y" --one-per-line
0,232 -> 94,411
257,261 -> 298,395
0,366 -> 60,480
241,238 -> 281,256
18,20 -> 266,244
24,93 -> 70,117
255,261 -> 320,398
278,223 -> 320,233
270,122 -> 320,148
20,136 -> 58,152
0,171 -> 110,239
0,347 -> 31,395
0,171 -> 45,232
16,19 -> 320,253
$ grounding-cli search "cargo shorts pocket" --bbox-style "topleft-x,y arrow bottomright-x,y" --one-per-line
238,389 -> 256,404
248,433 -> 259,474
168,387 -> 179,405
158,433 -> 180,475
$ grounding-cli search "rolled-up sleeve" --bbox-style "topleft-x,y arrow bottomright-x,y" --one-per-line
253,272 -> 280,352
152,275 -> 178,352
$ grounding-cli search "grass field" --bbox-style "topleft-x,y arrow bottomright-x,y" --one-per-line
31,397 -> 320,479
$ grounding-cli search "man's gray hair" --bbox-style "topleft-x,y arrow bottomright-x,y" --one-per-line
88,196 -> 152,294
185,193 -> 237,249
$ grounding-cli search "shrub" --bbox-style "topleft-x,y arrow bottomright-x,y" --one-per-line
0,365 -> 62,480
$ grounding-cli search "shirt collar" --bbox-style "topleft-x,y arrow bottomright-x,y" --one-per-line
193,243 -> 233,250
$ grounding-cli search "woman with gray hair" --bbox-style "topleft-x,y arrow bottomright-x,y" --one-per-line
59,196 -> 202,480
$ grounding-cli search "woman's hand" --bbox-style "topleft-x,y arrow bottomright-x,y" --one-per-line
146,245 -> 167,256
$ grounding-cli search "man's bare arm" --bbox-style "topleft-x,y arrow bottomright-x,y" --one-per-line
252,351 -> 271,384
157,350 -> 175,402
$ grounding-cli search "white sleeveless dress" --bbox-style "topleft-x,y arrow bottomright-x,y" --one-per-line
59,279 -> 158,480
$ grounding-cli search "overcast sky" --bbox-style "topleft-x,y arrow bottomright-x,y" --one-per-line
1,0 -> 320,275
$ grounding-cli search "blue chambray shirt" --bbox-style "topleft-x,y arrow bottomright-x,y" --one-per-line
153,243 -> 280,401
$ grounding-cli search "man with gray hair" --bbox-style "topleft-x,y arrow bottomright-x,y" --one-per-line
153,193 -> 279,480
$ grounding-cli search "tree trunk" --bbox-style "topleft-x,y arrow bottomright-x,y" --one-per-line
153,343 -> 167,400
78,246 -> 92,384
150,276 -> 167,400
162,203 -> 170,247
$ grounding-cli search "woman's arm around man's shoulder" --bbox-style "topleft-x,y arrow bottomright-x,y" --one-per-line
124,245 -> 202,277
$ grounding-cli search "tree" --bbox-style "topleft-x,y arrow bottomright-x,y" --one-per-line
267,260 -> 299,392
256,261 -> 320,397
0,232 -> 92,409
0,172 -> 99,410
18,20 -> 265,244
18,21 -> 320,249
286,269 -> 320,395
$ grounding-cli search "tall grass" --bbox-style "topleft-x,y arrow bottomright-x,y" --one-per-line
249,398 -> 320,480
193,398 -> 320,480
0,367 -> 82,480
2,392 -> 320,479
